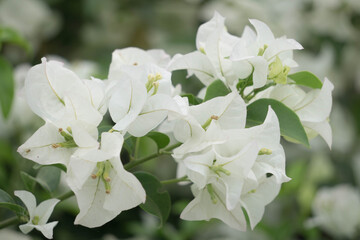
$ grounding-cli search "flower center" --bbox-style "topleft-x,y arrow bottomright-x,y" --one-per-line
146,72 -> 162,95
32,215 -> 40,225
91,160 -> 113,194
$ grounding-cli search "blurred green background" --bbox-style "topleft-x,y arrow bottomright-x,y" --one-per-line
0,0 -> 360,239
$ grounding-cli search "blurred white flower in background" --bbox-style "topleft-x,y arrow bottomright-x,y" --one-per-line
306,185 -> 360,238
0,0 -> 60,50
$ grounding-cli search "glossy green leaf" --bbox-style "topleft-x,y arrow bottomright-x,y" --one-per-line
246,98 -> 310,147
144,132 -> 170,150
0,27 -> 30,53
0,189 -> 27,216
134,172 -> 171,227
20,172 -> 37,192
203,80 -> 230,101
36,166 -> 61,193
288,71 -> 323,89
181,94 -> 203,105
0,56 -> 14,119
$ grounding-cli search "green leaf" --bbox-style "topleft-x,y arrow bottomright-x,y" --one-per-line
20,172 -> 37,192
246,98 -> 310,147
203,80 -> 230,101
0,27 -> 30,53
181,94 -> 203,105
98,125 -> 113,135
0,56 -> 14,119
0,189 -> 27,217
144,132 -> 170,150
134,172 -> 171,227
33,163 -> 67,172
288,71 -> 323,89
36,166 -> 61,193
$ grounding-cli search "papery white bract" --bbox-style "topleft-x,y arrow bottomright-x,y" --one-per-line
17,121 -> 98,166
66,132 -> 146,228
178,107 -> 289,230
108,51 -> 180,137
169,12 -> 240,87
172,91 -> 246,157
14,190 -> 59,239
260,78 -> 334,147
25,58 -> 103,127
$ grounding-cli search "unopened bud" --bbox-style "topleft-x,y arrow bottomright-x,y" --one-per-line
259,148 -> 272,155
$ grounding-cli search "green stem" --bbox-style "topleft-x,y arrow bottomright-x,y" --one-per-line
56,190 -> 74,201
161,176 -> 189,185
124,142 -> 182,170
0,216 -> 18,229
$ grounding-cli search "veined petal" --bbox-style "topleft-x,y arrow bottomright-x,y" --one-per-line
196,11 -> 225,50
108,47 -> 154,81
14,190 -> 36,219
249,19 -> 275,46
25,58 -> 89,123
241,176 -> 281,229
17,123 -> 74,166
295,78 -> 334,122
303,120 -> 332,148
264,38 -> 303,61
104,157 -> 145,211
19,223 -> 34,235
181,184 -> 247,231
71,122 -> 98,148
67,156 -> 97,190
168,52 -> 217,86
33,221 -> 58,239
182,148 -> 215,188
109,76 -> 147,131
127,94 -> 180,137
35,199 -> 60,224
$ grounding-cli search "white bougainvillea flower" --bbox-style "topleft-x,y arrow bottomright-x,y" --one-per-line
169,12 -> 241,87
178,107 -> 287,210
306,185 -> 360,238
66,132 -> 146,228
108,47 -> 171,81
261,78 -> 334,147
219,107 -> 290,185
180,108 -> 288,230
14,190 -> 59,239
17,121 -> 98,166
181,174 -> 283,231
108,64 -> 180,137
230,19 -> 303,88
25,58 -> 102,127
172,91 -> 246,157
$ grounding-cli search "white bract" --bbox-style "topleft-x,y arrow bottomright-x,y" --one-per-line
66,132 -> 146,228
306,185 -> 360,238
178,108 -> 290,230
230,19 -> 303,88
17,121 -> 98,166
260,78 -> 334,147
108,51 -> 180,137
172,91 -> 246,157
25,58 -> 104,127
169,12 -> 241,88
14,190 -> 59,239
